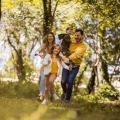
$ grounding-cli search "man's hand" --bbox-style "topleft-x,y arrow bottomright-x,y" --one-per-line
69,64 -> 72,71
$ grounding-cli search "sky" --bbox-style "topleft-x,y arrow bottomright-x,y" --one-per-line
0,40 -> 42,71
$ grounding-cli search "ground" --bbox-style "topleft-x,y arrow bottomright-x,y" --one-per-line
0,97 -> 120,120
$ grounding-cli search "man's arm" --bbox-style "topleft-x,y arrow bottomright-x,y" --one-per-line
69,44 -> 87,62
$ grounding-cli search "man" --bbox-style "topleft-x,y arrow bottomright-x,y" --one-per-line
61,29 -> 87,103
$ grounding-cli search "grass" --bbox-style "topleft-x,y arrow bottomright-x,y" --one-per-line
0,96 -> 120,120
0,81 -> 120,120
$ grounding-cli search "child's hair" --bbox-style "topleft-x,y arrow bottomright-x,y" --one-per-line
50,44 -> 61,61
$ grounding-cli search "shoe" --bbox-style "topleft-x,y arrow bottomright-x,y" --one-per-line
61,93 -> 66,101
41,99 -> 48,105
53,94 -> 59,100
64,100 -> 70,104
50,96 -> 54,102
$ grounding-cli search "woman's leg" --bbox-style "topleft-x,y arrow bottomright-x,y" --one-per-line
42,74 -> 50,104
39,71 -> 45,97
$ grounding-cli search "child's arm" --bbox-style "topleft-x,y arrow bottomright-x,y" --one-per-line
42,54 -> 51,66
35,44 -> 46,56
61,61 -> 69,70
71,40 -> 76,43
59,52 -> 70,63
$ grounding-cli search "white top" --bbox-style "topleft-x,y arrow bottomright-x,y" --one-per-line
55,34 -> 62,46
40,54 -> 69,76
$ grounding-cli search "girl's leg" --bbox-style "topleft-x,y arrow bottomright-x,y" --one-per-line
49,73 -> 57,98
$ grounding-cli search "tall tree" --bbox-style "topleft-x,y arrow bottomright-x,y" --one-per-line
1,1 -> 43,82
42,0 -> 59,35
0,0 -> 1,20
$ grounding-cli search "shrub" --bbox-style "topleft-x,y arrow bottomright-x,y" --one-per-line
97,84 -> 119,101
0,81 -> 38,98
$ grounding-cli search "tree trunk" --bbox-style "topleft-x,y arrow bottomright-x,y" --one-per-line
96,39 -> 103,85
15,49 -> 26,83
87,66 -> 96,94
101,59 -> 110,84
42,0 -> 54,35
0,0 -> 2,21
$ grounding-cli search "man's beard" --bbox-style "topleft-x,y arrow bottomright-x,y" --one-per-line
75,38 -> 81,41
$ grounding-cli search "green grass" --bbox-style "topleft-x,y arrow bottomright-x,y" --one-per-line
0,97 -> 120,120
0,81 -> 120,120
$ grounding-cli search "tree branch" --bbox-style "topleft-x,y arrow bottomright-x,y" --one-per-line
55,1 -> 79,17
52,0 -> 59,18
7,37 -> 19,56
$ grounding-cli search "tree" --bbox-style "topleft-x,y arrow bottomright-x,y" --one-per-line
42,0 -> 59,35
1,1 -> 43,82
0,0 -> 1,20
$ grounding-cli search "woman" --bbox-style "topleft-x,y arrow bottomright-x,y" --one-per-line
37,32 -> 59,101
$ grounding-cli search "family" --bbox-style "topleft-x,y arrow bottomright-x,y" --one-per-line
35,27 -> 87,104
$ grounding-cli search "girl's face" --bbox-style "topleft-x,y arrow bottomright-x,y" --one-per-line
53,46 -> 60,55
47,34 -> 54,43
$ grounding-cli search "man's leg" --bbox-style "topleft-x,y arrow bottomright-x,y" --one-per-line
61,68 -> 69,100
65,66 -> 79,102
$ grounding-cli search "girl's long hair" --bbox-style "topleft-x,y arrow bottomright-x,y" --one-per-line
51,44 -> 61,62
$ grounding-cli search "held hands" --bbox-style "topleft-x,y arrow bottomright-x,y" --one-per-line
48,60 -> 51,64
69,64 -> 72,71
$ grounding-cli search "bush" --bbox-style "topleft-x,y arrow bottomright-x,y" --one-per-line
98,84 -> 119,101
0,81 -> 38,98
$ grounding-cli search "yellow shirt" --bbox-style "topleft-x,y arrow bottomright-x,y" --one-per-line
69,41 -> 87,65
51,58 -> 58,74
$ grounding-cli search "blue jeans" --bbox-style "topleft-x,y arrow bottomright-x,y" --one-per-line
39,70 -> 45,95
61,66 -> 79,101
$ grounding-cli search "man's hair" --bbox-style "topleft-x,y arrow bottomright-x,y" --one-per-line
75,29 -> 84,35
66,27 -> 73,31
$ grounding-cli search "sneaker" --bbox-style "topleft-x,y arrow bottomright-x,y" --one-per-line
41,99 -> 48,105
64,100 -> 70,104
61,93 -> 66,101
50,96 -> 54,102
53,94 -> 59,100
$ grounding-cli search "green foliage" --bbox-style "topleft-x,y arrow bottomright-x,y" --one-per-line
14,82 -> 38,98
23,57 -> 35,81
98,84 -> 120,101
0,81 -> 38,98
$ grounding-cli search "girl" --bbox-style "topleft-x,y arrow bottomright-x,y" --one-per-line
41,44 -> 69,104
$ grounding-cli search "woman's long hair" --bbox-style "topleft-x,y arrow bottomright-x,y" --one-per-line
43,32 -> 55,53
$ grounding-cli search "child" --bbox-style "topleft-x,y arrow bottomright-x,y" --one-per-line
55,27 -> 75,57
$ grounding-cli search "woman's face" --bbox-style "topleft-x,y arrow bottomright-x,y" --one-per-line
47,34 -> 54,43
53,46 -> 60,55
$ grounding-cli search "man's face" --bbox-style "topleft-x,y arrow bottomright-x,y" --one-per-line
75,31 -> 82,42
